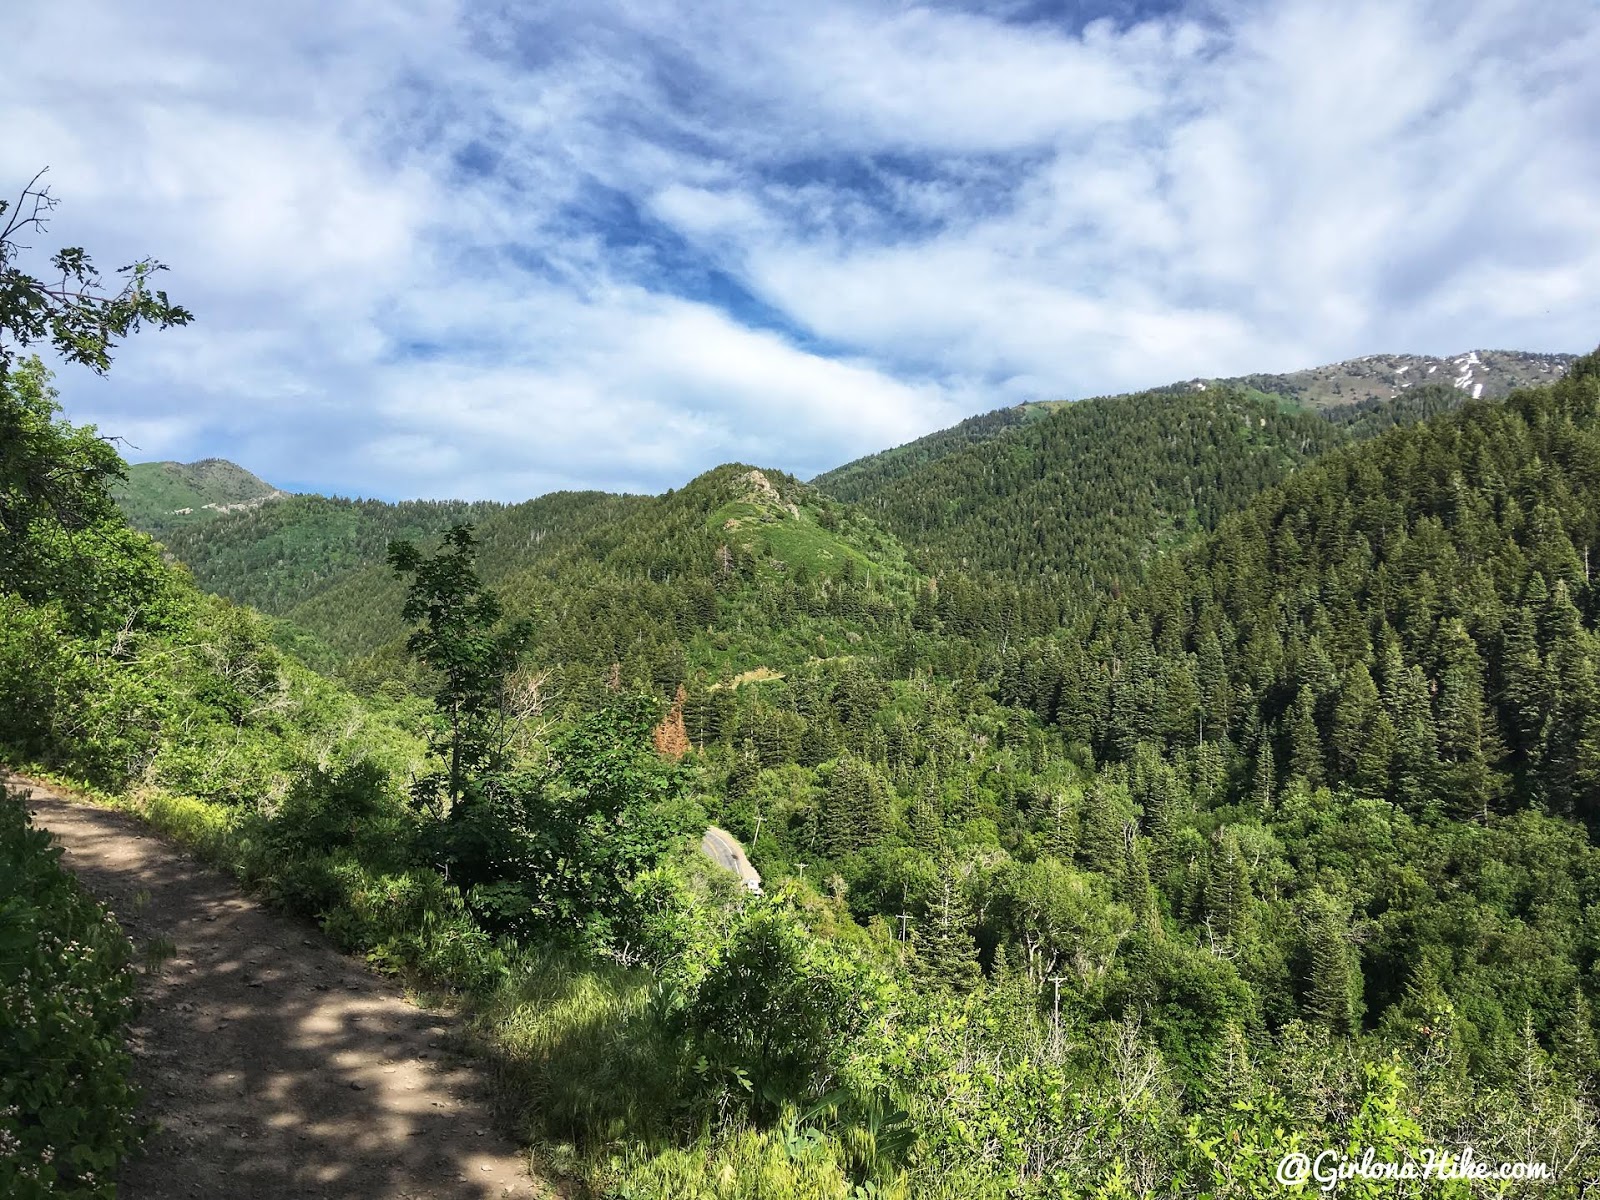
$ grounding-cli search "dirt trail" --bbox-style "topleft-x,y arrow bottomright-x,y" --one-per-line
18,782 -> 546,1199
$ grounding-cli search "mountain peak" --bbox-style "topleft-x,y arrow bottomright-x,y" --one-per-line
115,458 -> 288,536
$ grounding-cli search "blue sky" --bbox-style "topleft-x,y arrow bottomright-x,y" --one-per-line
5,0 -> 1598,501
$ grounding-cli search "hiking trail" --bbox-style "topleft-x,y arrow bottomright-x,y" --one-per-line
18,780 -> 548,1199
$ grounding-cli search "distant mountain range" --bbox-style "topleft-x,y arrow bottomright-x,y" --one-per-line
815,348 -> 1575,498
1157,348 -> 1575,409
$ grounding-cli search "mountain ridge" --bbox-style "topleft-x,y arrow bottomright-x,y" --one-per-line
815,348 -> 1575,498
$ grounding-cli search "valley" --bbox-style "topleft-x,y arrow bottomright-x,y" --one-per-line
7,3 -> 1597,1192
11,339 -> 1600,1197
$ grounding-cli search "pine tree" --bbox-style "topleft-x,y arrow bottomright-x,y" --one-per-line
1188,737 -> 1229,809
1540,577 -> 1584,644
1387,661 -> 1438,811
1214,1018 -> 1255,1104
1078,778 -> 1135,873
1352,709 -> 1398,799
1297,635 -> 1338,701
1537,634 -> 1600,816
726,737 -> 761,801
1304,890 -> 1360,1034
1132,743 -> 1181,879
1286,685 -> 1324,787
1498,604 -> 1546,758
913,856 -> 982,995
907,776 -> 945,854
1205,828 -> 1251,947
1251,737 -> 1276,812
1197,629 -> 1232,740
1434,619 -> 1502,817
1559,987 -> 1600,1089
1042,785 -> 1079,860
1121,823 -> 1163,936
1158,655 -> 1202,746
1329,661 -> 1378,778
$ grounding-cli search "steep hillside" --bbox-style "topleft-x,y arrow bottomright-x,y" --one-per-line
817,350 -> 1574,509
1010,349 -> 1600,820
811,404 -> 1038,501
817,386 -> 1344,586
152,493 -> 507,619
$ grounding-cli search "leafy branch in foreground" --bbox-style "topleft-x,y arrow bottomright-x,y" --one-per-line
0,168 -> 193,378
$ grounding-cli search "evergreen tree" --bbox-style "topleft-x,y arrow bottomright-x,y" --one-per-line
1121,824 -> 1163,936
1559,987 -> 1600,1089
1434,619 -> 1502,818
1042,785 -> 1079,860
1537,634 -> 1600,816
913,856 -> 982,995
1285,685 -> 1324,787
1251,738 -> 1276,813
1196,629 -> 1232,740
1204,829 -> 1251,948
1352,710 -> 1398,799
1303,890 -> 1360,1034
818,753 -> 894,856
1387,661 -> 1438,811
907,776 -> 945,854
1328,661 -> 1378,779
1498,604 -> 1546,758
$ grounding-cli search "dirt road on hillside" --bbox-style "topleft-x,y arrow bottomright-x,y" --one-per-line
17,782 -> 546,1199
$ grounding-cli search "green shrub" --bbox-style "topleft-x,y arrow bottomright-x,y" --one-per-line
0,787 -> 141,1198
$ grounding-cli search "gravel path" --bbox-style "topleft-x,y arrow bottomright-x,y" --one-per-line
18,781 -> 547,1199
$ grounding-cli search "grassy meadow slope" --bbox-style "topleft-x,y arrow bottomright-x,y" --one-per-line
114,458 -> 282,537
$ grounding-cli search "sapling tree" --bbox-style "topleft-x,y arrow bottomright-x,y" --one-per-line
387,523 -> 534,818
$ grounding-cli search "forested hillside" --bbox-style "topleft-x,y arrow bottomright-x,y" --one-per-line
149,491 -> 507,667
815,385 -> 1344,585
143,466 -> 923,685
130,368 -> 1529,671
814,353 -> 1574,589
809,402 -> 1040,500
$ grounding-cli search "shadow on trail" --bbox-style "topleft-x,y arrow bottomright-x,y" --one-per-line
20,787 -> 538,1200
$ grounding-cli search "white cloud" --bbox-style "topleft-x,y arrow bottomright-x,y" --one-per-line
2,0 -> 1597,501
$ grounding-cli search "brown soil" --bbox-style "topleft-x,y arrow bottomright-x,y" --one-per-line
18,781 -> 549,1199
